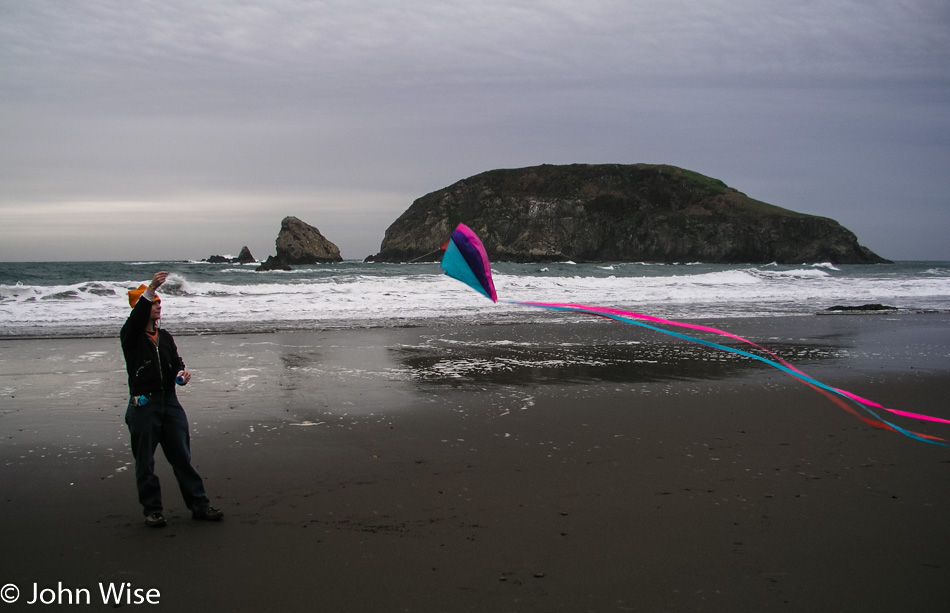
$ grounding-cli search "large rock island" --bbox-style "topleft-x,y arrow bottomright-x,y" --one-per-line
371,164 -> 889,264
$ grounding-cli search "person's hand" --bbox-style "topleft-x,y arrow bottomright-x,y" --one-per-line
149,271 -> 168,292
179,369 -> 191,385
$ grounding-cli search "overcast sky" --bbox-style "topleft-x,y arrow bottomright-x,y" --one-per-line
2,0 -> 948,262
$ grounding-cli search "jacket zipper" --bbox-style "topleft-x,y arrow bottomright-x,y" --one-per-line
153,333 -> 164,397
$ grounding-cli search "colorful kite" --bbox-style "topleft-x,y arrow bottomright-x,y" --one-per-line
440,223 -> 497,302
439,224 -> 948,445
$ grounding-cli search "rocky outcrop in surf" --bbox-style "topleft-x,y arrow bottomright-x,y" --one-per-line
256,216 -> 342,271
206,246 -> 255,264
371,164 -> 890,264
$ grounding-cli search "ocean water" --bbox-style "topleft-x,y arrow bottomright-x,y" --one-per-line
1,259 -> 948,338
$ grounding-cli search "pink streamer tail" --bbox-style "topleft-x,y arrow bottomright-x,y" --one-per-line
520,301 -> 950,427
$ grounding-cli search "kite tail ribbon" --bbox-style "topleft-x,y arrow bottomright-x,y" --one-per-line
516,301 -> 947,446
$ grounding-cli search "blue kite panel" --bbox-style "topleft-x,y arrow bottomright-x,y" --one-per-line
440,238 -> 491,299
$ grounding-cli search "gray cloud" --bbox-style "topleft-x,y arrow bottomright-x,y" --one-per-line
2,0 -> 949,260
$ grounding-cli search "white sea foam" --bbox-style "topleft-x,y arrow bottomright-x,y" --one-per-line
1,261 -> 949,337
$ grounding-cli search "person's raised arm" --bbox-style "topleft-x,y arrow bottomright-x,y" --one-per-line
121,271 -> 168,346
142,271 -> 168,302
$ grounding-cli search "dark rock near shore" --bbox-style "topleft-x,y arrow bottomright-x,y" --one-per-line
256,255 -> 292,271
256,216 -> 342,271
372,164 -> 891,264
236,246 -> 255,264
826,304 -> 898,312
206,246 -> 256,264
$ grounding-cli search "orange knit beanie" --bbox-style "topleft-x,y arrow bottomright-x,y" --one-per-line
128,284 -> 160,308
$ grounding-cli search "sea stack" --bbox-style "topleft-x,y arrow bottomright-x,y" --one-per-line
257,216 -> 342,271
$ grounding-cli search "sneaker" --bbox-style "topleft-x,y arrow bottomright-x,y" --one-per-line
192,506 -> 224,521
145,512 -> 167,528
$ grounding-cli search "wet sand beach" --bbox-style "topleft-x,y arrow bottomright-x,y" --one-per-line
1,314 -> 949,612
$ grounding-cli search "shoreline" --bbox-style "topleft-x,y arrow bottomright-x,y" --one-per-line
1,313 -> 949,611
2,306 -> 949,342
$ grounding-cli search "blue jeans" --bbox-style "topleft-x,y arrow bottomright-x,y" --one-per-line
125,392 -> 210,516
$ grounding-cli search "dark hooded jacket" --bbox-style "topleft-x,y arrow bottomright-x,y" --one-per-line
120,295 -> 185,396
